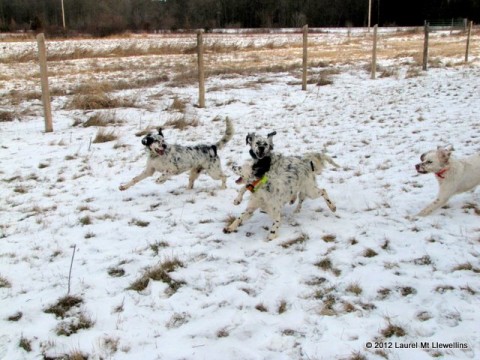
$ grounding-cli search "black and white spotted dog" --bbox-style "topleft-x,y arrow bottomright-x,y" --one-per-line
224,131 -> 336,240
119,117 -> 233,191
233,150 -> 340,208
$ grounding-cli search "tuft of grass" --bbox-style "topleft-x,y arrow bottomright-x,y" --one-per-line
280,233 -> 308,248
169,96 -> 187,112
381,322 -> 406,338
255,303 -> 268,312
128,257 -> 185,294
165,312 -> 190,329
216,328 -> 230,338
149,241 -> 169,256
452,262 -> 480,272
56,312 -> 95,336
79,215 -> 92,226
414,255 -> 432,266
129,219 -> 150,227
18,336 -> 32,352
7,311 -> 23,321
44,295 -> 83,319
82,112 -> 123,127
346,283 -> 363,296
108,267 -> 125,277
363,248 -> 378,258
0,275 -> 11,288
164,116 -> 199,130
277,300 -> 288,314
0,110 -> 15,122
322,234 -> 336,243
93,129 -> 118,143
398,286 -> 417,297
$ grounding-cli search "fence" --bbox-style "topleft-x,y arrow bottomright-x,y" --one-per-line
426,18 -> 468,31
32,23 -> 477,130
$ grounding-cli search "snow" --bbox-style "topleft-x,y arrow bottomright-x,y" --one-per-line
1,31 -> 480,360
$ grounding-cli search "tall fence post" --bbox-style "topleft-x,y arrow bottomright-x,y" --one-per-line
36,33 -> 53,133
302,24 -> 308,91
465,20 -> 473,63
197,30 -> 205,108
422,22 -> 429,71
371,24 -> 378,80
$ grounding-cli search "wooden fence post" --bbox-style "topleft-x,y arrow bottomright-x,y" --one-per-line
422,22 -> 429,71
36,33 -> 53,133
465,20 -> 473,63
302,24 -> 308,91
197,30 -> 205,108
371,24 -> 378,80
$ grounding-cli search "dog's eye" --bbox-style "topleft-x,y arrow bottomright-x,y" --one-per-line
426,161 -> 432,164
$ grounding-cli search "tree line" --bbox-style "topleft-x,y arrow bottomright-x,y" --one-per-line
0,0 -> 477,36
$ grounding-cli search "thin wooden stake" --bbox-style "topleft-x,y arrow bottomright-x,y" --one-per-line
36,33 -> 53,132
67,245 -> 76,295
371,24 -> 378,80
465,20 -> 473,63
197,30 -> 205,108
422,22 -> 429,71
302,25 -> 308,91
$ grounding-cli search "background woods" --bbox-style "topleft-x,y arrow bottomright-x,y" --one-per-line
0,0 -> 478,36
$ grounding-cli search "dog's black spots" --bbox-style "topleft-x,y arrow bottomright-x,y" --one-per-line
196,167 -> 203,174
252,157 -> 271,178
310,161 -> 315,172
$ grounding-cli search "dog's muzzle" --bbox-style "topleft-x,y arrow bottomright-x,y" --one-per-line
415,164 -> 427,174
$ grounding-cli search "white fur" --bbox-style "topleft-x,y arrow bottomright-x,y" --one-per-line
415,145 -> 480,216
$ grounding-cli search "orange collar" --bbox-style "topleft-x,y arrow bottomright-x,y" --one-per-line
435,168 -> 449,179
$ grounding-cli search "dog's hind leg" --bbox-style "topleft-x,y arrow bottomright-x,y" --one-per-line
294,192 -> 305,213
305,186 -> 336,212
205,165 -> 227,189
267,212 -> 282,240
119,166 -> 155,191
188,167 -> 202,189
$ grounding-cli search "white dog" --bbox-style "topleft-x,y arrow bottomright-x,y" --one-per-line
119,118 -> 233,191
415,145 -> 480,216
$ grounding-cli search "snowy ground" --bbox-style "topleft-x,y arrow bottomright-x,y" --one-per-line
1,31 -> 480,360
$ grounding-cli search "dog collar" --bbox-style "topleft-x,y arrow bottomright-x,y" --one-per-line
246,175 -> 268,193
435,168 -> 449,179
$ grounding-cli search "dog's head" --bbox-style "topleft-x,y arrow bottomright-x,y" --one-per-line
141,128 -> 167,156
415,145 -> 454,174
246,131 -> 276,160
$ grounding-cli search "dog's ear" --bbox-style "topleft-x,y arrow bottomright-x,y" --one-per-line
437,147 -> 452,164
267,131 -> 277,138
246,133 -> 255,145
420,153 -> 427,162
158,128 -> 164,137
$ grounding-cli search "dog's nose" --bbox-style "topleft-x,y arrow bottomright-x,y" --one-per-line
415,164 -> 421,171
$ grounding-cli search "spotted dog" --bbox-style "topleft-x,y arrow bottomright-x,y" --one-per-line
119,117 -> 233,191
233,151 -> 339,208
415,145 -> 480,216
224,131 -> 336,240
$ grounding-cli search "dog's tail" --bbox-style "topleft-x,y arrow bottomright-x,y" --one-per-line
216,117 -> 234,150
309,152 -> 340,172
322,153 -> 340,168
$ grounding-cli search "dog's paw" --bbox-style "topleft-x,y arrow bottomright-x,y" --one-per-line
233,199 -> 241,206
119,185 -> 126,191
416,210 -> 430,217
223,227 -> 233,234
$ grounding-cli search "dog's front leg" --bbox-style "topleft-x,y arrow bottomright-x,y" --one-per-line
417,185 -> 455,216
155,173 -> 171,184
119,167 -> 155,191
234,187 -> 247,205
223,204 -> 258,233
417,195 -> 450,216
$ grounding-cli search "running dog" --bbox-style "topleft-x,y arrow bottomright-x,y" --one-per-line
233,151 -> 339,208
119,118 -> 233,191
224,131 -> 336,240
415,145 -> 480,216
